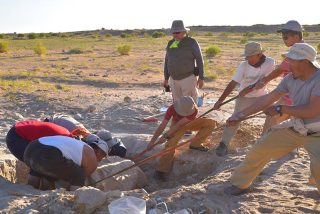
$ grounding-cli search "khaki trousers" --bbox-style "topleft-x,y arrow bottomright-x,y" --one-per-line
231,128 -> 320,192
169,75 -> 198,103
221,96 -> 264,145
156,118 -> 216,173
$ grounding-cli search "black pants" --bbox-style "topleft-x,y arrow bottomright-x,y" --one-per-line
24,140 -> 85,186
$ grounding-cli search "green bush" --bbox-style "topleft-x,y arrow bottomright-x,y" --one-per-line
188,31 -> 197,37
17,34 -> 24,38
143,33 -> 151,38
38,33 -> 45,38
204,32 -> 213,37
117,44 -> 131,55
34,43 -> 47,56
67,48 -> 83,54
205,45 -> 221,58
152,31 -> 166,38
240,37 -> 248,44
0,41 -> 9,53
28,33 -> 37,39
105,33 -> 112,38
219,32 -> 228,37
0,34 -> 4,39
243,32 -> 256,37
317,43 -> 320,52
120,33 -> 130,38
303,31 -> 310,37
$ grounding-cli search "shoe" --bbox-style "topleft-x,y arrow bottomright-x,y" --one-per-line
154,171 -> 167,182
215,142 -> 228,157
224,185 -> 248,196
189,145 -> 209,152
184,131 -> 194,136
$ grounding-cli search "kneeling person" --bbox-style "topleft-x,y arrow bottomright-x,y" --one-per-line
24,135 -> 108,190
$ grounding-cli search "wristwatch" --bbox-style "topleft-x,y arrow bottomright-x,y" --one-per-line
274,105 -> 283,116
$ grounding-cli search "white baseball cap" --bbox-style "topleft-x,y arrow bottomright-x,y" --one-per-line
285,43 -> 320,68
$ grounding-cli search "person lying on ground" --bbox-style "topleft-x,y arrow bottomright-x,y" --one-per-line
45,114 -> 126,157
224,43 -> 320,195
5,120 -> 72,188
147,96 -> 216,181
213,42 -> 275,157
24,135 -> 108,191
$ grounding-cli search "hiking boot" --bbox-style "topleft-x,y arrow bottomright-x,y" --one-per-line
215,142 -> 228,157
189,145 -> 209,152
154,171 -> 167,182
224,185 -> 248,196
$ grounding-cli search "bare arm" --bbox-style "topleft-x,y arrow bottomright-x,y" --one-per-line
81,145 -> 98,176
213,80 -> 238,109
283,95 -> 320,119
149,119 -> 169,145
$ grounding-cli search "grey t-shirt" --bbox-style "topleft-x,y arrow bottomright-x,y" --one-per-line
46,114 -> 85,132
276,69 -> 320,124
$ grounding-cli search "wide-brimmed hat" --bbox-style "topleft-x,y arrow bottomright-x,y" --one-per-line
277,20 -> 304,33
95,129 -> 118,147
84,134 -> 109,154
173,96 -> 196,117
285,43 -> 320,68
170,20 -> 190,34
241,41 -> 265,57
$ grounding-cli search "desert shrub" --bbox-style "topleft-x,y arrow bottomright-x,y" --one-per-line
120,33 -> 130,38
204,32 -> 213,37
188,31 -> 197,37
240,37 -> 248,44
34,43 -> 47,56
0,41 -> 9,53
17,34 -> 24,38
303,31 -> 310,37
0,34 -> 4,39
105,33 -> 112,38
243,32 -> 256,37
143,33 -> 151,38
38,33 -> 45,38
317,43 -> 320,52
130,32 -> 138,38
152,31 -> 166,38
28,33 -> 37,39
219,32 -> 228,37
117,44 -> 131,55
60,34 -> 68,38
67,48 -> 83,54
205,45 -> 221,58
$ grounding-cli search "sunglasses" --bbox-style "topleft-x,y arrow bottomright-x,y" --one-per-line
173,32 -> 181,35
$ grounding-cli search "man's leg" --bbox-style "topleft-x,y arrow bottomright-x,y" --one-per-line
216,97 -> 259,156
230,128 -> 302,191
180,75 -> 198,103
186,118 -> 216,150
303,136 -> 320,193
169,78 -> 183,102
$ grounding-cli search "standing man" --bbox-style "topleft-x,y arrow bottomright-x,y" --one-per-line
214,42 -> 275,156
225,43 -> 320,195
163,20 -> 204,103
255,20 -> 304,133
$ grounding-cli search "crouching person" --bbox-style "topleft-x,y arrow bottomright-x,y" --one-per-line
45,114 -> 127,157
24,135 -> 108,191
147,96 -> 216,181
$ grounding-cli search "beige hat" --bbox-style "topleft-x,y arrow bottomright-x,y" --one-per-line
241,41 -> 264,57
173,96 -> 196,116
84,134 -> 109,154
170,20 -> 190,34
285,43 -> 320,68
277,20 -> 304,33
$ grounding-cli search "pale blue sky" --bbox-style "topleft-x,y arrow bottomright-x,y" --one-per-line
0,0 -> 319,33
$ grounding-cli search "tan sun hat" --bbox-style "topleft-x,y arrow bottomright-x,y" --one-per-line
241,41 -> 265,57
277,20 -> 304,33
170,20 -> 190,34
173,96 -> 196,116
285,43 -> 320,68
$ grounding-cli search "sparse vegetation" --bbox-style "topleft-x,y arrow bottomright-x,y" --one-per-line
67,48 -> 84,54
105,33 -> 112,38
117,44 -> 131,55
303,31 -> 310,37
120,33 -> 130,38
152,31 -> 166,38
204,32 -> 213,37
205,45 -> 221,58
317,43 -> 320,52
28,33 -> 37,39
243,32 -> 256,37
0,41 -> 9,53
34,43 -> 47,56
240,37 -> 248,44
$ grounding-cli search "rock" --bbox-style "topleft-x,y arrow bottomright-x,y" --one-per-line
55,84 -> 63,90
74,186 -> 107,214
86,156 -> 147,191
0,152 -> 29,184
24,209 -> 40,214
14,113 -> 24,120
86,105 -> 96,113
74,113 -> 83,120
123,96 -> 132,103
